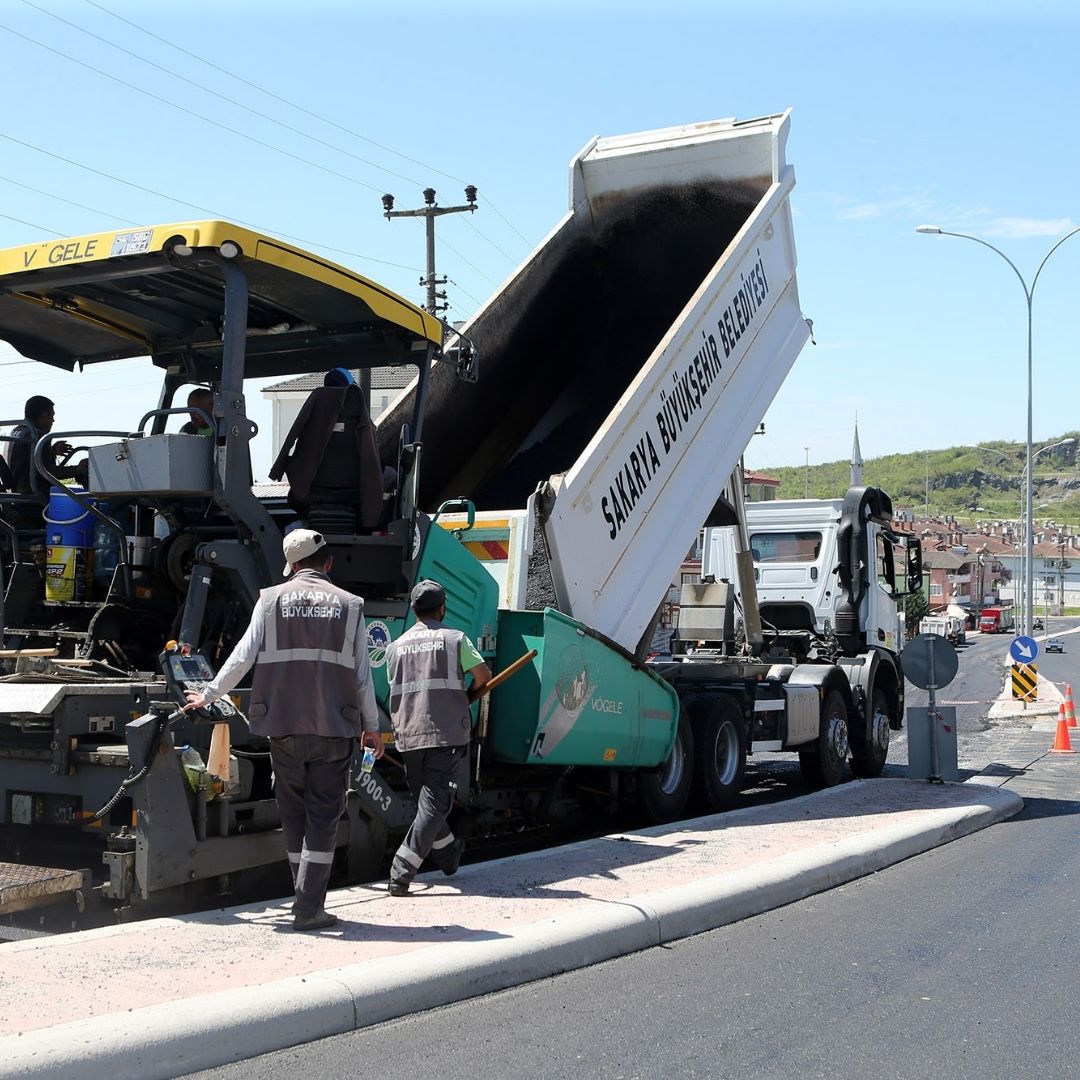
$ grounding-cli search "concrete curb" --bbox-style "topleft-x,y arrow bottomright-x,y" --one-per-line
1,784 -> 1022,1080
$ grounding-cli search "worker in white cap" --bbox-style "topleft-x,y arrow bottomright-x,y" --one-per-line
183,528 -> 382,930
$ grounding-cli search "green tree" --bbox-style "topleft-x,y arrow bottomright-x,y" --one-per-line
904,588 -> 929,636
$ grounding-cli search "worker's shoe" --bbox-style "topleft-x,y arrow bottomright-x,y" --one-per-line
293,909 -> 339,932
441,837 -> 466,877
388,878 -> 410,897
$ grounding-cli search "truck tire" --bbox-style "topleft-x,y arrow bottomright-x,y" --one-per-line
342,792 -> 389,883
692,697 -> 746,811
850,687 -> 890,779
798,689 -> 849,788
636,709 -> 694,823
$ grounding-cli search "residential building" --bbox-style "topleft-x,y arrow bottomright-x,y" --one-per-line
260,366 -> 412,454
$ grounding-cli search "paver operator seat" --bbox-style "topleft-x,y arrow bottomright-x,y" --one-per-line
269,383 -> 383,535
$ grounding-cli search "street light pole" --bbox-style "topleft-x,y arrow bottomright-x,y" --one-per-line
917,224 -> 1080,637
804,446 -> 810,498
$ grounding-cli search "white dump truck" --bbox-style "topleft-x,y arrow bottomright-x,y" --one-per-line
920,615 -> 964,645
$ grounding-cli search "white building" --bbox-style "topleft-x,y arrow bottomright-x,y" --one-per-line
260,366 -> 413,454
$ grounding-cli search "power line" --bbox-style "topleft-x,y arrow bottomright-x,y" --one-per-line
0,131 -> 422,273
83,0 -> 470,188
482,199 -> 534,249
80,0 -> 535,254
0,210 -> 63,236
0,174 -> 141,227
20,0 -> 426,190
463,213 -> 519,265
1,18 -> 503,314
441,237 -> 499,287
445,278 -> 484,309
0,21 -> 389,196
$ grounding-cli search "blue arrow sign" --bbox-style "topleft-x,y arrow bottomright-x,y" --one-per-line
1010,635 -> 1039,664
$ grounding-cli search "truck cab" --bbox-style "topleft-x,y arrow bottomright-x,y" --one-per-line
703,486 -> 920,664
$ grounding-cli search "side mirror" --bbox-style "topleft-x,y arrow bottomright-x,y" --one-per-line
905,538 -> 923,595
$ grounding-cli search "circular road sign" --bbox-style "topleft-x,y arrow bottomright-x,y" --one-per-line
903,633 -> 959,690
1009,635 -> 1039,664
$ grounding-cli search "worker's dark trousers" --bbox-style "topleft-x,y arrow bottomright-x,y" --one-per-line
391,744 -> 469,885
270,734 -> 352,916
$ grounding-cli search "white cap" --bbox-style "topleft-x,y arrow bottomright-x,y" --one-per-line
282,528 -> 326,576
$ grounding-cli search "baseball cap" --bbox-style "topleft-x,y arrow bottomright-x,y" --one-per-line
282,528 -> 326,575
324,367 -> 355,387
410,579 -> 446,611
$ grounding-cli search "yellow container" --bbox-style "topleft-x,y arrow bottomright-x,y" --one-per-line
45,546 -> 92,602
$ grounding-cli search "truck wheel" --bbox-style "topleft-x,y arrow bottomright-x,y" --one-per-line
798,689 -> 849,788
342,792 -> 388,883
692,698 -> 746,811
636,709 -> 694,823
850,688 -> 890,779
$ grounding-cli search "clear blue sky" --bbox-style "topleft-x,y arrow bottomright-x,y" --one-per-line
2,0 -> 1079,481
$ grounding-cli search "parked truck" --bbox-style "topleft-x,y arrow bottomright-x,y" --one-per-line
0,111 -> 920,924
919,615 -> 965,646
979,605 -> 1014,634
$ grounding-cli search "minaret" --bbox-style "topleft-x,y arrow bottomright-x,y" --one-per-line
851,419 -> 863,487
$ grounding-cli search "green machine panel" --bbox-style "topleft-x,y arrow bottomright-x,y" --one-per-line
488,608 -> 678,768
413,516 -> 499,651
366,515 -> 499,714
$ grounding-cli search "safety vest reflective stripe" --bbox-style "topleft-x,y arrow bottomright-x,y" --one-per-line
263,647 -> 356,666
397,676 -> 462,694
388,634 -> 464,702
260,592 -> 361,667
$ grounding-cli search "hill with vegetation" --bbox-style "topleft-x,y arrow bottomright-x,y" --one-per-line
763,434 -> 1080,526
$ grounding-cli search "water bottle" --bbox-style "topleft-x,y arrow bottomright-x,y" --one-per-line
179,745 -> 208,791
361,744 -> 376,775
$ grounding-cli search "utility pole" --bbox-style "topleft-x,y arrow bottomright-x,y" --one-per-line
804,447 -> 810,498
382,186 -> 478,315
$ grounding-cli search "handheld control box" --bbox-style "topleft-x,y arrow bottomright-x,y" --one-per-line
160,650 -> 238,724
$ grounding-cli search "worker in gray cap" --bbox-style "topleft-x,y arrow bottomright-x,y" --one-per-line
384,578 -> 491,894
182,528 -> 383,930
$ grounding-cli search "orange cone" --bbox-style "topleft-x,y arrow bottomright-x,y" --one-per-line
1065,684 -> 1077,728
1050,703 -> 1076,754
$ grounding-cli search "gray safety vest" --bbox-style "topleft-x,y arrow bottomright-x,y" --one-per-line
248,569 -> 366,738
385,620 -> 471,751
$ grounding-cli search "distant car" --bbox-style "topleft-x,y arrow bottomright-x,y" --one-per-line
1046,638 -> 1065,653
1034,618 -> 1044,630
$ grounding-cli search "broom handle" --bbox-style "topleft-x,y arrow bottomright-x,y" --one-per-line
467,649 -> 538,704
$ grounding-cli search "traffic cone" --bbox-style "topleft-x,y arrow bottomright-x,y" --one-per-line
1050,703 -> 1076,754
1065,684 -> 1077,728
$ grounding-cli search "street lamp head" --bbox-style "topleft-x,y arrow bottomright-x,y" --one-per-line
916,225 -> 942,234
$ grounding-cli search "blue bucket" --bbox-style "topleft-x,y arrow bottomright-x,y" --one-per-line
45,487 -> 96,548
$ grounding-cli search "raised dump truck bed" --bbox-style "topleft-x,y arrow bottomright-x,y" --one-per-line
380,113 -> 809,654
